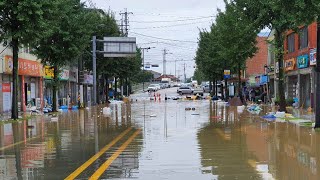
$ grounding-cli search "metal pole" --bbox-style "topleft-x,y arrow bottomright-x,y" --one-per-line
92,36 -> 97,106
315,21 -> 320,128
142,48 -> 145,92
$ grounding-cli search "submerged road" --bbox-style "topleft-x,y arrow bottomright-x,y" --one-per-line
0,87 -> 319,179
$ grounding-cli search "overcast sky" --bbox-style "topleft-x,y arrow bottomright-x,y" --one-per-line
91,0 -> 226,79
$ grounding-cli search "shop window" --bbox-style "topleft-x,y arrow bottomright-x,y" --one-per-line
299,26 -> 308,49
287,33 -> 295,53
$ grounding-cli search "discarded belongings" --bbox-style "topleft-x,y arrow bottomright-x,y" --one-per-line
102,107 -> 112,116
247,104 -> 262,114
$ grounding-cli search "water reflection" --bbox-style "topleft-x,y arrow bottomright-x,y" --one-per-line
0,102 -> 142,179
198,104 -> 320,179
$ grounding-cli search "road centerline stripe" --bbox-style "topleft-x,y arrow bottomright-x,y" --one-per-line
65,127 -> 132,180
89,129 -> 141,180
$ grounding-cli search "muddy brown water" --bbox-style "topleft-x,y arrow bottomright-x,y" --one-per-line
0,90 -> 319,179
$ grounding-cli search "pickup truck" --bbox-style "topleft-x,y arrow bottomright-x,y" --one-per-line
193,87 -> 204,96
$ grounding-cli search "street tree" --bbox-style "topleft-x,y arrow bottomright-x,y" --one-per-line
214,2 -> 258,103
33,0 -> 95,111
0,0 -> 54,119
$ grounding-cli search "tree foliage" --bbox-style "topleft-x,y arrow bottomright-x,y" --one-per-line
32,0 -> 97,111
0,0 -> 55,119
233,0 -> 320,111
195,1 -> 258,99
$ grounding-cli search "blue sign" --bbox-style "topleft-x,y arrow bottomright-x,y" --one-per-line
260,75 -> 269,85
224,70 -> 231,79
297,54 -> 309,69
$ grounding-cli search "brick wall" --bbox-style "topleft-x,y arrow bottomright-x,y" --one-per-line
246,37 -> 268,77
284,22 -> 317,63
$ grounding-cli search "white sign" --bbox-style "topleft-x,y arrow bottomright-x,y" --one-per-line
103,37 -> 136,58
31,83 -> 36,99
2,83 -> 11,112
0,56 -> 3,73
310,48 -> 317,66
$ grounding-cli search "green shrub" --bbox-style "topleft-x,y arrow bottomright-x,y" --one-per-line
274,97 -> 294,106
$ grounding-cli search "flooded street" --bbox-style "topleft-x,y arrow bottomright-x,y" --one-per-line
0,88 -> 320,179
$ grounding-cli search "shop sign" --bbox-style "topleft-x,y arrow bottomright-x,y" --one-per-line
224,70 -> 231,79
297,54 -> 309,69
285,58 -> 295,71
44,66 -> 54,79
310,48 -> 317,66
69,71 -> 77,82
59,69 -> 69,80
84,74 -> 93,84
2,83 -> 11,112
4,55 -> 43,77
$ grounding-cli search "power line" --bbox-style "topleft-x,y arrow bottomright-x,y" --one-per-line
131,32 -> 198,43
131,21 -> 210,30
131,16 -> 215,23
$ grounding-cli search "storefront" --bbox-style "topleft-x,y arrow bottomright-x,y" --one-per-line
58,69 -> 69,106
285,58 -> 297,100
297,55 -> 311,108
44,66 -> 54,107
81,73 -> 93,107
69,67 -> 78,105
1,55 -> 43,112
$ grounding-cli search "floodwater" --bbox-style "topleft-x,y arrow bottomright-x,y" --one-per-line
0,88 -> 319,180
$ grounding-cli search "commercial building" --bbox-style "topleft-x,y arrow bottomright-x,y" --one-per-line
283,22 -> 317,108
0,45 -> 44,113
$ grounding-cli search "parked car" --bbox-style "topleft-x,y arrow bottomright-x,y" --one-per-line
193,87 -> 204,96
177,86 -> 194,95
148,84 -> 160,92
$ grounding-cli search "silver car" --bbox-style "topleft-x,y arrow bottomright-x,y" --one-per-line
177,86 -> 194,95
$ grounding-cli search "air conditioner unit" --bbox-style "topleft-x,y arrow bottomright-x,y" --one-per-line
35,98 -> 41,109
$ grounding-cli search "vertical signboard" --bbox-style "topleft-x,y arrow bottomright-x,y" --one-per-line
310,48 -> 317,66
2,83 -> 11,112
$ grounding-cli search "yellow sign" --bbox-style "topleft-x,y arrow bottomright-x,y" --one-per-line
44,66 -> 54,79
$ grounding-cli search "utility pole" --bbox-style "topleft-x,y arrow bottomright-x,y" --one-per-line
140,47 -> 154,91
163,49 -> 167,75
315,21 -> 320,128
119,8 -> 133,37
92,36 -> 97,105
184,63 -> 186,83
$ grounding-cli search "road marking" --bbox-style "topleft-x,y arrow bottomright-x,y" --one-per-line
0,136 -> 39,151
89,129 -> 141,180
65,127 -> 132,180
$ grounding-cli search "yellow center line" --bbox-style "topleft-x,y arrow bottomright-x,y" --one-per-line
65,127 -> 132,180
89,129 -> 141,180
0,136 -> 39,151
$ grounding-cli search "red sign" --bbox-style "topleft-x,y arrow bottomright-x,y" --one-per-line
2,83 -> 11,92
4,55 -> 43,77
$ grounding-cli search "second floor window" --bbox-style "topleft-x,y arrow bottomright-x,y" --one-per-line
299,26 -> 308,49
287,33 -> 295,53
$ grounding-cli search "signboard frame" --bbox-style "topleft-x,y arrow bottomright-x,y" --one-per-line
103,37 -> 137,58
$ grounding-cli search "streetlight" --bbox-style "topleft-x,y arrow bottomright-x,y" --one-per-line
141,47 -> 155,92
